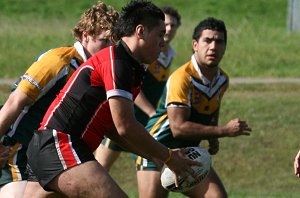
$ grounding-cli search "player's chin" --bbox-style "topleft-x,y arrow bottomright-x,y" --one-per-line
206,63 -> 218,68
164,36 -> 170,43
151,52 -> 161,63
143,55 -> 158,64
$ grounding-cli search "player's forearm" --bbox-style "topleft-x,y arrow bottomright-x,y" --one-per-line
0,90 -> 33,136
134,92 -> 156,117
170,121 -> 225,140
0,100 -> 23,136
119,120 -> 170,162
110,97 -> 169,162
105,127 -> 152,159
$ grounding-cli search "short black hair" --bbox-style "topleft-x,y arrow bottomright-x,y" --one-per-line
161,6 -> 181,27
112,0 -> 164,41
192,17 -> 227,44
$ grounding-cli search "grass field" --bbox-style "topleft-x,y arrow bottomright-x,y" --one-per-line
1,0 -> 300,78
107,83 -> 300,197
1,82 -> 299,197
1,0 -> 300,197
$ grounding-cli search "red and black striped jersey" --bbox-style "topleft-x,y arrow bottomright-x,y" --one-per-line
39,41 -> 145,151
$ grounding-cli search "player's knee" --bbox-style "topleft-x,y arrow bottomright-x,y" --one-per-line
206,189 -> 228,198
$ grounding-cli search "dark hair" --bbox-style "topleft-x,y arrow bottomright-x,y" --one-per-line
112,0 -> 164,41
192,17 -> 227,44
161,6 -> 181,27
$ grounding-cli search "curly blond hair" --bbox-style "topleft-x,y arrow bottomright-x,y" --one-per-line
72,1 -> 119,42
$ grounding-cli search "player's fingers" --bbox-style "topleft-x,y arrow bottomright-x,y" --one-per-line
295,160 -> 300,175
240,131 -> 251,136
187,158 -> 202,166
190,168 -> 199,180
209,150 -> 218,155
174,175 -> 179,187
238,120 -> 246,125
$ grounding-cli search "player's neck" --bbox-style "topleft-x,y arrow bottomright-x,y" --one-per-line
200,65 -> 218,82
161,44 -> 170,56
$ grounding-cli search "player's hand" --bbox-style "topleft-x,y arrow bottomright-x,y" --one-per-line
224,118 -> 252,137
164,148 -> 201,187
0,143 -> 11,168
208,139 -> 219,155
294,150 -> 300,178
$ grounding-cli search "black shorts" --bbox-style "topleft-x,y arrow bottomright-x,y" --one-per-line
26,129 -> 95,188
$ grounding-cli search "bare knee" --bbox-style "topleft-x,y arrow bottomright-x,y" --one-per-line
0,181 -> 27,198
23,181 -> 65,198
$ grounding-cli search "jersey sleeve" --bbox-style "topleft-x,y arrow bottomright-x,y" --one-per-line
17,48 -> 75,100
165,70 -> 191,107
96,46 -> 134,101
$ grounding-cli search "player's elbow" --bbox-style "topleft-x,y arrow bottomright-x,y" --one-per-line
170,124 -> 185,138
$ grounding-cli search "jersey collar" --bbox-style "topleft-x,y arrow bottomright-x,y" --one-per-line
191,54 -> 220,86
74,41 -> 88,62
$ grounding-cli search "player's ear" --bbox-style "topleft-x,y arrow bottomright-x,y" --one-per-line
82,31 -> 89,43
192,39 -> 198,52
136,25 -> 145,39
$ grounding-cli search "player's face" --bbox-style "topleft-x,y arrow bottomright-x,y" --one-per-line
164,14 -> 179,44
192,29 -> 226,68
141,20 -> 166,64
86,30 -> 112,57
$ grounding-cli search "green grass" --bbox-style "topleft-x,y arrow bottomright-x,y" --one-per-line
217,83 -> 300,196
103,83 -> 300,197
1,83 -> 299,197
1,0 -> 299,78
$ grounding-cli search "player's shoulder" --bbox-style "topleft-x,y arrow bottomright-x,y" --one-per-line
219,68 -> 229,82
36,46 -> 76,62
169,60 -> 193,82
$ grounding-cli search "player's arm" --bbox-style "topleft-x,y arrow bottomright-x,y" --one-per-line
0,143 -> 11,167
134,91 -> 156,117
109,96 -> 170,160
167,105 -> 251,140
105,126 -> 153,160
0,89 -> 34,136
208,109 -> 219,155
294,149 -> 300,178
109,96 -> 200,185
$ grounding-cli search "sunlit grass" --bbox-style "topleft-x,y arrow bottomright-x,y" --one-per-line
1,0 -> 299,78
106,83 -> 300,197
0,17 -> 74,77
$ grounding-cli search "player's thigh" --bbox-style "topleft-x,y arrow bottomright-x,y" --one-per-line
48,160 -> 127,198
0,180 -> 27,198
137,170 -> 168,198
184,167 -> 227,198
23,181 -> 65,198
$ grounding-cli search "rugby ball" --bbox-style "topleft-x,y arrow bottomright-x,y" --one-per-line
160,147 -> 211,192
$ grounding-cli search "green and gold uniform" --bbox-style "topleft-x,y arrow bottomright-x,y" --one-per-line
0,42 -> 86,185
136,55 -> 229,170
